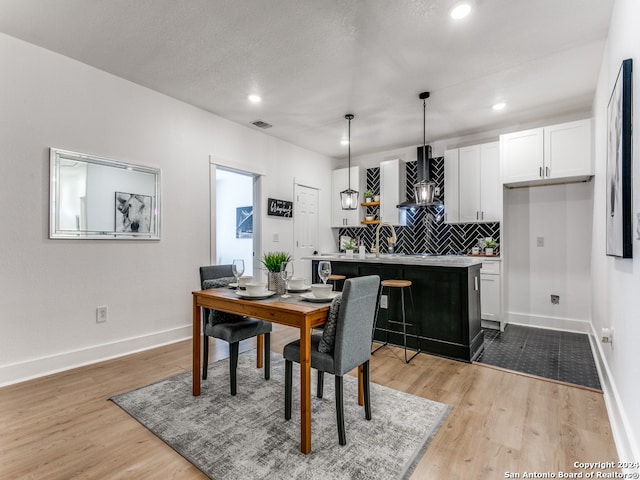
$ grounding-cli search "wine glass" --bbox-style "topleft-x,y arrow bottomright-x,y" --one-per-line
318,261 -> 331,285
231,259 -> 245,286
280,261 -> 294,298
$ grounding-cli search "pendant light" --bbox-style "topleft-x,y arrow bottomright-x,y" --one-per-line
414,92 -> 436,205
340,114 -> 359,210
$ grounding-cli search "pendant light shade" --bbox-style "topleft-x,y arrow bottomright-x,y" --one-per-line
414,91 -> 436,205
340,114 -> 359,210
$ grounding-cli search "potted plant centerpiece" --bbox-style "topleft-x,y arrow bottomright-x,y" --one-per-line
261,251 -> 292,294
483,237 -> 498,255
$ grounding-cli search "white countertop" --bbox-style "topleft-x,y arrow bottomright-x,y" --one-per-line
304,253 -> 485,268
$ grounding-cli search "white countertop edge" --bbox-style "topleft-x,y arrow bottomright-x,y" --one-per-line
304,254 -> 485,267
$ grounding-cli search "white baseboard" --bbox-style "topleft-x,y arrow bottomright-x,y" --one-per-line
588,323 -> 639,464
506,311 -> 591,333
0,325 -> 192,387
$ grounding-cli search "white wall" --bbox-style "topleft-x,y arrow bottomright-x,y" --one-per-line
503,182 -> 593,331
0,32 -> 337,385
589,0 -> 640,462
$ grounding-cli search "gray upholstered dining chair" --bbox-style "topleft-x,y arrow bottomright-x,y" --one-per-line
283,275 -> 381,445
199,265 -> 272,396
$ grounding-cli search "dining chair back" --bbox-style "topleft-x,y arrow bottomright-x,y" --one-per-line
283,274 -> 381,445
199,265 -> 272,396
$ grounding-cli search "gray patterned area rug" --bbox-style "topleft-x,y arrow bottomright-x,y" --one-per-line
111,352 -> 450,480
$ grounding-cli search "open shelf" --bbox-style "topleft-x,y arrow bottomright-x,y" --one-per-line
361,220 -> 380,225
360,201 -> 380,207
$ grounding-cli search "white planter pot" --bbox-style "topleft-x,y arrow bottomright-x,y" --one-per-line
345,249 -> 354,257
485,247 -> 494,255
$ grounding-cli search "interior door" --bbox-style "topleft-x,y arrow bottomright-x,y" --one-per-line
293,183 -> 319,284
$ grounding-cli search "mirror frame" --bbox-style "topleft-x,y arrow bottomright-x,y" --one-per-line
49,148 -> 161,240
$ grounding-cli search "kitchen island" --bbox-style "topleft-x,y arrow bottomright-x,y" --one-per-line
307,254 -> 484,362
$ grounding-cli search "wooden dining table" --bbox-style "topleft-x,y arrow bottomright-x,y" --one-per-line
192,287 -> 364,454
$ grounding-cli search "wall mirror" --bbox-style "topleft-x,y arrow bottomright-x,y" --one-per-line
49,148 -> 161,239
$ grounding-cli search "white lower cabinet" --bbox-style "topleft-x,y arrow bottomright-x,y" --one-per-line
480,259 -> 503,330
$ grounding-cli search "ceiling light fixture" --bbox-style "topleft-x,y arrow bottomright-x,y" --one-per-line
450,1 -> 472,19
414,92 -> 436,205
248,94 -> 262,103
492,102 -> 506,111
340,114 -> 358,210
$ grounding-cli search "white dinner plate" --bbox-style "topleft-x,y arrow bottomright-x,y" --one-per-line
300,292 -> 340,303
287,285 -> 311,293
235,290 -> 276,300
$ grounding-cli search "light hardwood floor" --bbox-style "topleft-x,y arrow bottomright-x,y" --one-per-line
0,325 -> 618,479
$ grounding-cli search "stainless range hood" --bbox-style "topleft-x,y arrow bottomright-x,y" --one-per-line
396,145 -> 443,208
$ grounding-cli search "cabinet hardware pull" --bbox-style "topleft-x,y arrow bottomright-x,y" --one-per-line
546,166 -> 550,177
539,166 -> 543,177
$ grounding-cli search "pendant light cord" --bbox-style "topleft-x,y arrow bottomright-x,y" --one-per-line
348,115 -> 351,189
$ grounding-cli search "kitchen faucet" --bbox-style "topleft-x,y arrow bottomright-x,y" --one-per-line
375,222 -> 397,258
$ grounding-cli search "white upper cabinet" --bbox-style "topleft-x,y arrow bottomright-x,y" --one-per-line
501,119 -> 593,187
445,142 -> 501,223
331,166 -> 362,227
444,149 -> 459,223
379,159 -> 407,226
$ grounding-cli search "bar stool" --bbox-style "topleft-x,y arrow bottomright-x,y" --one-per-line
328,274 -> 346,291
372,279 -> 421,363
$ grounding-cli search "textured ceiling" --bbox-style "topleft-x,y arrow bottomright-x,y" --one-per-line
0,0 -> 614,158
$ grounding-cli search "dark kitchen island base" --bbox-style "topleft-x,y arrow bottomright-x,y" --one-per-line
311,258 -> 484,362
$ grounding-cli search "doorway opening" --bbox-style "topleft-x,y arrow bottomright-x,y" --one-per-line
214,167 -> 256,276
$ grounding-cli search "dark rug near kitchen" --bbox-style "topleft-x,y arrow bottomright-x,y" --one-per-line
476,324 -> 601,390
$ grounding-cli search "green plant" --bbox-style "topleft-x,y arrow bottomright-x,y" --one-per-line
484,238 -> 499,249
260,251 -> 292,272
343,239 -> 357,250
364,190 -> 374,199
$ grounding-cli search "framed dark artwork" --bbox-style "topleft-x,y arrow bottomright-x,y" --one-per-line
606,58 -> 633,258
115,192 -> 152,233
236,206 -> 253,239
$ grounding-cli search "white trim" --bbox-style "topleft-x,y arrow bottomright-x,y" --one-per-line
209,155 -> 267,176
588,323 -> 639,464
294,176 -> 321,190
506,311 -> 591,333
0,325 -> 191,387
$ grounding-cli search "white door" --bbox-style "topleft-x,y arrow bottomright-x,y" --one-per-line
500,127 -> 544,184
294,183 -> 319,285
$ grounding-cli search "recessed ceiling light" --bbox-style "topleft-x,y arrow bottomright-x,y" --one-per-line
450,2 -> 472,19
248,94 -> 262,103
492,102 -> 506,111
340,139 -> 350,146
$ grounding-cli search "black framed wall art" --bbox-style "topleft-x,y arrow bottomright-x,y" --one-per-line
606,58 -> 633,258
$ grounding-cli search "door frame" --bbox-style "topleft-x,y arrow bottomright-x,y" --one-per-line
209,158 -> 263,274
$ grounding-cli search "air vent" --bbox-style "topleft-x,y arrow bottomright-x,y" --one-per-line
251,120 -> 272,129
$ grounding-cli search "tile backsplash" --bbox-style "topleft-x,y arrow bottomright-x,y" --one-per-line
338,157 -> 501,255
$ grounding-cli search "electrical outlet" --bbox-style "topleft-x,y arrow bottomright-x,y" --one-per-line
96,306 -> 108,323
380,295 -> 388,309
537,236 -> 545,247
551,295 -> 559,305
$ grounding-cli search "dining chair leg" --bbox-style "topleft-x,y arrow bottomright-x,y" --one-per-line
284,360 -> 292,420
264,333 -> 271,380
363,360 -> 372,421
202,334 -> 209,380
317,371 -> 324,398
335,375 -> 346,445
230,342 -> 239,396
